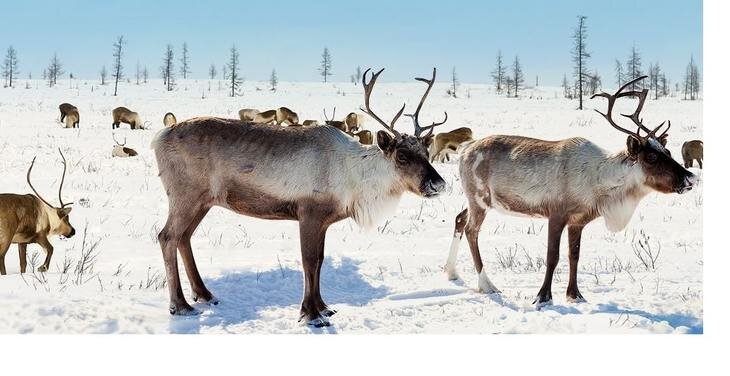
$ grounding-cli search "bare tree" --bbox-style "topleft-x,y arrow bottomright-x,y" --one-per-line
354,66 -> 362,86
209,64 -> 217,80
648,63 -> 661,99
511,56 -> 524,97
100,65 -> 107,85
161,44 -> 175,91
684,56 -> 700,100
270,68 -> 278,91
614,59 -> 624,86
587,70 -> 601,95
2,46 -> 19,87
227,45 -> 242,97
491,49 -> 506,93
449,66 -> 459,98
143,66 -> 149,83
572,15 -> 590,109
505,76 -> 515,98
319,47 -> 332,82
562,74 -> 571,99
112,35 -> 125,96
135,60 -> 141,85
626,44 -> 643,90
47,53 -> 63,87
180,42 -> 190,79
660,73 -> 669,97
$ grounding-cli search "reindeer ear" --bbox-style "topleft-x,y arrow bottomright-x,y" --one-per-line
626,136 -> 642,158
658,133 -> 669,147
60,207 -> 72,216
421,134 -> 434,148
377,131 -> 395,153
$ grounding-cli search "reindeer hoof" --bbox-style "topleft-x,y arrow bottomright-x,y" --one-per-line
193,293 -> 219,305
533,296 -> 553,310
320,308 -> 337,317
445,268 -> 459,281
306,317 -> 331,328
169,303 -> 200,316
566,293 -> 586,303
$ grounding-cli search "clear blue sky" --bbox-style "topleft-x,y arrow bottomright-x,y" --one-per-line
0,0 -> 702,86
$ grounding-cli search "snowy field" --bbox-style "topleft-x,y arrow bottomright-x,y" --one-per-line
0,78 -> 702,334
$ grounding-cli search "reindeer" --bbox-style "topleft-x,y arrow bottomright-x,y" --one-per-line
276,107 -> 299,125
0,150 -> 75,275
345,112 -> 365,132
152,68 -> 446,326
59,103 -> 80,128
681,140 -> 703,169
112,106 -> 146,130
301,120 -> 319,126
444,76 -> 697,307
112,134 -> 138,157
253,109 -> 277,124
350,130 -> 373,145
163,112 -> 177,127
323,107 -> 347,132
423,127 -> 473,163
238,108 -> 260,122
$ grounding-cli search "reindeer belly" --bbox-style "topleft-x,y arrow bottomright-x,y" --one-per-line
489,190 -> 548,218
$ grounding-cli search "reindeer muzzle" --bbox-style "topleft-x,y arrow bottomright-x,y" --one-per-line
677,174 -> 698,194
422,177 -> 446,197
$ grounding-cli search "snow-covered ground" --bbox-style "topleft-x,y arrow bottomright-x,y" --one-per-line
0,79 -> 702,334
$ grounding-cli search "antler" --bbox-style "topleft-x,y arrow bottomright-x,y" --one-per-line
57,149 -> 72,208
26,156 -> 55,208
113,133 -> 126,146
360,68 -> 405,136
323,107 -> 336,122
591,75 -> 667,140
404,68 -> 448,138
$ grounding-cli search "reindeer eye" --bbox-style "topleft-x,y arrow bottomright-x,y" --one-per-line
396,151 -> 409,165
645,153 -> 658,164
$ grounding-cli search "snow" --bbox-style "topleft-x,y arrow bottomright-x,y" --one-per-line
0,79 -> 702,334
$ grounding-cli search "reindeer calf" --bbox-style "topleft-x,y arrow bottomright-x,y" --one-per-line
59,103 -> 80,128
112,107 -> 145,130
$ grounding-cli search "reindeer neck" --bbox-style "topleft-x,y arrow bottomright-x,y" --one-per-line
594,149 -> 650,231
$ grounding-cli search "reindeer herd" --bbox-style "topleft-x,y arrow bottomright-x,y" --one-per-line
0,69 -> 702,328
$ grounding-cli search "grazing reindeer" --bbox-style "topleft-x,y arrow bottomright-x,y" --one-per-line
423,127 -> 473,163
0,150 -> 75,275
323,107 -> 347,132
253,109 -> 277,124
163,112 -> 177,127
681,140 -> 703,169
112,134 -> 138,157
59,103 -> 80,128
238,108 -> 260,122
444,76 -> 697,306
276,107 -> 299,125
112,106 -> 146,129
301,120 -> 319,126
152,68 -> 446,326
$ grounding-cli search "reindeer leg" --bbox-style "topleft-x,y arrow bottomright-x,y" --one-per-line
313,228 -> 336,317
566,225 -> 586,303
445,208 -> 469,280
465,204 -> 500,294
698,158 -> 703,169
0,241 -> 10,275
36,236 -> 54,272
298,216 -> 330,327
158,200 -> 203,316
18,244 -> 27,274
178,206 -> 218,305
534,216 -> 567,307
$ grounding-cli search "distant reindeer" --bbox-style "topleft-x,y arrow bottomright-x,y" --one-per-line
323,107 -> 347,132
253,109 -> 277,124
350,130 -> 373,145
152,68 -> 446,326
112,134 -> 138,157
444,76 -> 697,306
163,112 -> 177,127
276,107 -> 299,125
0,150 -> 76,275
238,108 -> 260,122
112,106 -> 146,129
681,140 -> 703,169
301,120 -> 319,126
345,112 -> 365,132
423,127 -> 472,163
59,103 -> 80,128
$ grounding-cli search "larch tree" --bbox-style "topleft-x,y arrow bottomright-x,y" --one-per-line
270,68 -> 278,91
450,66 -> 459,98
626,44 -> 643,89
511,56 -> 524,97
47,53 -> 63,87
227,45 -> 242,97
2,46 -> 19,87
319,47 -> 332,82
491,49 -> 506,94
100,65 -> 107,85
161,44 -> 175,91
571,15 -> 590,109
614,59 -> 624,86
180,42 -> 191,79
112,35 -> 125,96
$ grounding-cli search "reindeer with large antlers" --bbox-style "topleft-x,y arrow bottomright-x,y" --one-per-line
0,150 -> 76,275
152,68 -> 445,326
445,76 -> 697,306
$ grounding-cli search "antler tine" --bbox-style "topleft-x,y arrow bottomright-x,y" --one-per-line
649,120 -> 671,139
26,156 -> 55,208
406,68 -> 447,138
658,120 -> 671,138
58,148 -> 72,208
112,133 -> 125,146
619,88 -> 653,135
360,68 -> 403,136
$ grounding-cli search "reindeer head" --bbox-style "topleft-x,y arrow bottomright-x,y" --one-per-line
592,76 -> 697,194
27,149 -> 76,238
361,68 -> 446,197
